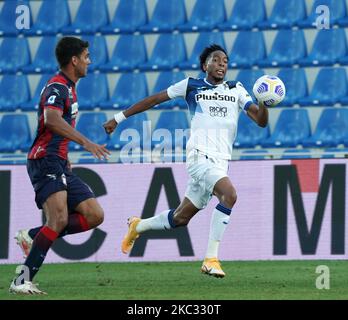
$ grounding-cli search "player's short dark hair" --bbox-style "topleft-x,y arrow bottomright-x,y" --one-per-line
55,37 -> 89,68
199,44 -> 228,72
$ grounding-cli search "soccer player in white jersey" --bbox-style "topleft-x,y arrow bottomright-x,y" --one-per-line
104,44 -> 268,277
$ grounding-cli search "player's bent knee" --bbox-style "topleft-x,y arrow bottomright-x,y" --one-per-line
221,191 -> 237,208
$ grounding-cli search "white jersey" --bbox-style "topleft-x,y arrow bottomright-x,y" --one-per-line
167,77 -> 254,160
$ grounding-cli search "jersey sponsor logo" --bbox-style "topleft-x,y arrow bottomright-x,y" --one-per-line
71,102 -> 78,119
47,95 -> 56,104
195,92 -> 236,102
209,106 -> 227,117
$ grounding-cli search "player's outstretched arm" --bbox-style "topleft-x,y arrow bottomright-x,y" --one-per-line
44,108 -> 110,159
246,101 -> 269,128
103,90 -> 170,134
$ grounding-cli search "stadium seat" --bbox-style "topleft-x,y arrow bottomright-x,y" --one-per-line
179,32 -> 226,70
139,0 -> 186,33
61,0 -> 109,34
239,150 -> 269,160
258,0 -> 307,29
76,73 -> 109,110
108,112 -> 150,150
302,108 -> 348,148
298,29 -> 347,66
258,30 -> 307,67
281,149 -> 311,159
0,75 -> 30,111
0,0 -> 31,36
261,109 -> 311,148
70,112 -> 108,151
0,114 -> 32,152
235,69 -> 265,98
0,37 -> 30,73
152,71 -> 186,109
139,34 -> 187,71
152,111 -> 189,150
20,73 -> 51,111
82,35 -> 108,71
25,0 -> 70,35
277,68 -> 308,106
229,31 -> 266,68
299,0 -> 346,28
100,73 -> 148,110
322,148 -> 348,158
234,112 -> 270,148
177,0 -> 226,32
22,36 -> 59,74
218,0 -> 266,30
100,0 -> 148,34
299,68 -> 347,106
99,35 -> 147,72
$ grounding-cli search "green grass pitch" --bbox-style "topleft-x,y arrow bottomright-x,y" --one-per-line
0,260 -> 347,300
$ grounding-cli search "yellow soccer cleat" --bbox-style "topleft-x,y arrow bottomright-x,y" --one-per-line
121,216 -> 141,254
201,257 -> 226,278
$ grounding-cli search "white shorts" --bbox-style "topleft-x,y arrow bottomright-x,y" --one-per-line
185,149 -> 229,209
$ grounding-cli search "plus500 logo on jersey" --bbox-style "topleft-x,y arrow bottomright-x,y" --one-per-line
195,93 -> 236,102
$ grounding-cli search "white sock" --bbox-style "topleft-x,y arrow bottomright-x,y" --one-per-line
136,210 -> 175,233
205,204 -> 231,259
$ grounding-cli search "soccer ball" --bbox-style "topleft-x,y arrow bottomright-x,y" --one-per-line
252,75 -> 286,107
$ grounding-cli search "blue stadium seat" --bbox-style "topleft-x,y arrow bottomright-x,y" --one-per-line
302,108 -> 348,148
100,0 -> 148,34
0,75 -> 30,111
61,0 -> 109,34
100,73 -> 148,110
258,30 -> 307,67
299,68 -> 347,106
298,29 -> 347,66
239,150 -> 269,160
82,35 -> 108,71
20,73 -> 51,111
277,68 -> 308,106
218,0 -> 266,30
299,0 -> 346,28
0,114 -> 31,152
25,0 -> 70,35
139,0 -> 186,33
234,112 -> 270,148
139,34 -> 186,71
76,73 -> 109,110
152,111 -> 189,150
261,109 -> 311,148
178,0 -> 226,32
22,36 -> 58,74
235,69 -> 265,98
281,149 -> 311,159
229,31 -> 266,68
99,35 -> 147,72
70,112 -> 108,151
0,0 -> 32,36
0,37 -> 30,73
179,32 -> 226,70
152,71 -> 186,109
258,0 -> 307,29
108,113 -> 150,150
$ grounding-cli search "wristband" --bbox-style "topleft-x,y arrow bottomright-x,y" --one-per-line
114,111 -> 126,124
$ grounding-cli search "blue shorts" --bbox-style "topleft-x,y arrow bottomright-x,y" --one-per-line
27,155 -> 95,212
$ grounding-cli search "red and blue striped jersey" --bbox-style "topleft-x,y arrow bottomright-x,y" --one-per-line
28,72 -> 78,160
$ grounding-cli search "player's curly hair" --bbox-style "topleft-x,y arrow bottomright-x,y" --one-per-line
55,36 -> 89,68
199,44 -> 228,72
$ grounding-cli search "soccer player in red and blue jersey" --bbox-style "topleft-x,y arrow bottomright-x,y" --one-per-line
9,37 -> 110,295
